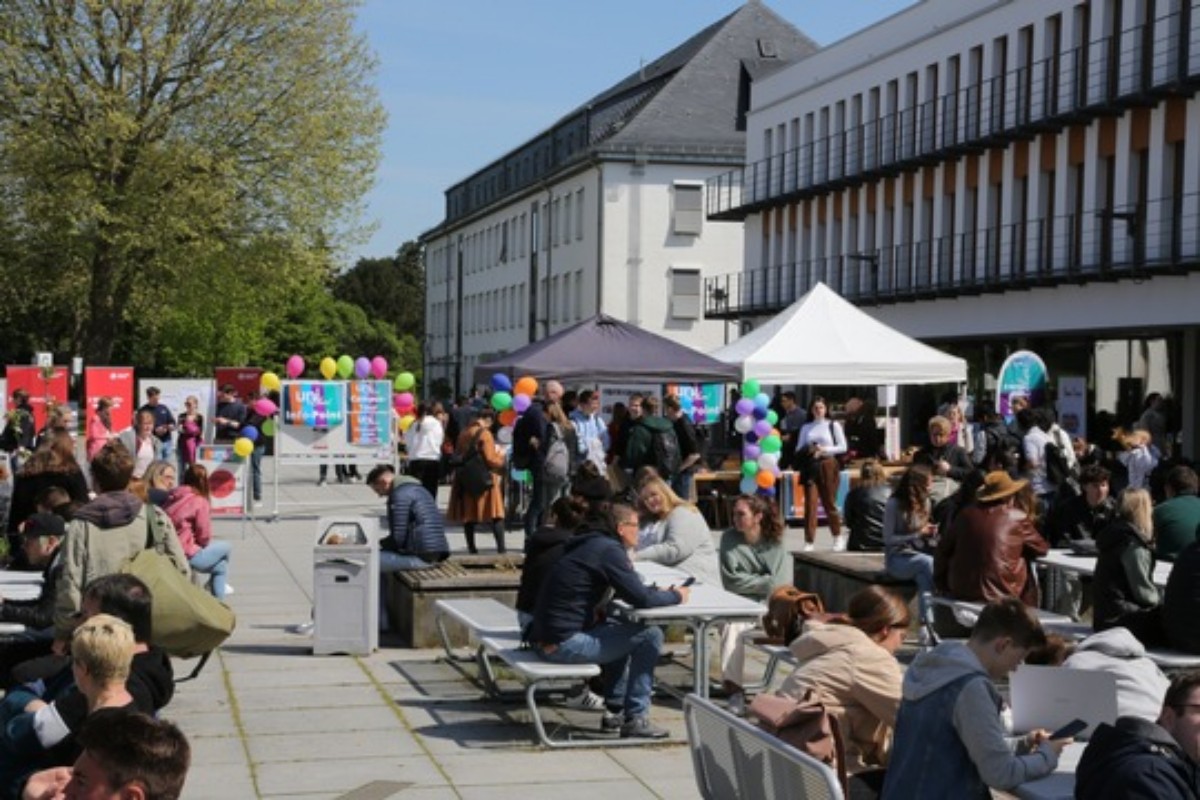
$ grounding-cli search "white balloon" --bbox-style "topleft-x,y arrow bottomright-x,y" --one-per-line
757,453 -> 779,471
734,414 -> 754,434
496,425 -> 513,444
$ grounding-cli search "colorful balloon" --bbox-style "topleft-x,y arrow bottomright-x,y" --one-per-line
286,355 -> 305,379
766,409 -> 779,426
336,355 -> 354,379
260,372 -> 282,393
755,470 -> 776,489
741,379 -> 761,398
757,452 -> 779,471
499,409 -> 518,427
397,392 -> 414,409
253,398 -> 277,417
740,476 -> 757,495
754,392 -> 771,410
241,426 -> 259,443
319,357 -> 337,380
741,460 -> 759,477
491,391 -> 513,411
370,356 -> 388,380
399,414 -> 416,432
513,393 -> 532,414
261,419 -> 276,437
733,415 -> 754,434
760,434 -> 783,454
354,357 -> 371,380
233,438 -> 254,458
394,372 -> 415,391
743,443 -> 761,461
514,376 -> 538,397
491,373 -> 513,393
735,398 -> 754,416
745,431 -> 759,444
753,419 -> 773,438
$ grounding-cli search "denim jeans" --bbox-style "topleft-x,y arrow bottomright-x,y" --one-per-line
157,436 -> 174,464
542,619 -> 664,719
250,446 -> 264,501
190,540 -> 233,600
886,549 -> 934,624
378,552 -> 435,630
671,470 -> 694,502
524,468 -> 545,537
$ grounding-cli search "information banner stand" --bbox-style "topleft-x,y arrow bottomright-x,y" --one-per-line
196,443 -> 249,538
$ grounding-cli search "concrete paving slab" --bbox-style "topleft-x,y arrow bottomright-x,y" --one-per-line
457,781 -> 659,800
435,750 -> 635,786
178,762 -> 257,800
186,735 -> 250,766
238,705 -> 404,736
235,684 -> 387,712
230,663 -> 371,690
254,756 -> 450,795
248,729 -> 425,763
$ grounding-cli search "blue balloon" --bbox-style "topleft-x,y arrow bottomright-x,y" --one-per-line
754,392 -> 771,410
241,426 -> 259,443
752,406 -> 768,420
744,430 -> 759,444
491,373 -> 513,393
739,477 -> 757,495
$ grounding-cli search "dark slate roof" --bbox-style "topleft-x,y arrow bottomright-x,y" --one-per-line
425,1 -> 818,238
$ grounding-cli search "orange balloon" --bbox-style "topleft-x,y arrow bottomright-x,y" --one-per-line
499,409 -> 518,427
755,470 -> 776,489
514,376 -> 539,397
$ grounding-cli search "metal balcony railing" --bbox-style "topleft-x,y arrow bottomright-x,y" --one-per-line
704,191 -> 1200,317
707,6 -> 1200,221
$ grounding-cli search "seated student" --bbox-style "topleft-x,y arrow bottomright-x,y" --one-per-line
718,494 -> 791,715
528,503 -> 690,739
632,475 -> 720,586
0,613 -> 136,795
777,586 -> 908,787
1027,631 -> 1169,723
881,598 -> 1067,799
22,712 -> 191,800
1162,540 -> 1200,654
934,471 -> 1048,607
882,465 -> 937,635
163,465 -> 232,600
843,460 -> 890,552
1047,464 -> 1118,547
0,514 -> 67,686
1094,488 -> 1166,646
366,464 -> 450,571
516,492 -> 587,627
1075,671 -> 1200,799
1154,465 -> 1200,562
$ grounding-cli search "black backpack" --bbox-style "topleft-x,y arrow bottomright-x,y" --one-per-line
983,424 -> 1021,475
649,425 -> 682,478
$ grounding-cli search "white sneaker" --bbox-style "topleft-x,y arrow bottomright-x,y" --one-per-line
563,688 -> 605,711
224,584 -> 235,596
802,543 -> 815,553
831,535 -> 847,552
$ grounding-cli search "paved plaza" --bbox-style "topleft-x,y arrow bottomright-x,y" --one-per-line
171,460 -> 829,799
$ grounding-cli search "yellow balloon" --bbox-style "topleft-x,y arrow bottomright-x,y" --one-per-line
399,414 -> 416,432
319,357 -> 337,380
260,372 -> 282,392
233,437 -> 254,458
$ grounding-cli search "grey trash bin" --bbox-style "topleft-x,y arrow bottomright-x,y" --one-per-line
313,516 -> 379,655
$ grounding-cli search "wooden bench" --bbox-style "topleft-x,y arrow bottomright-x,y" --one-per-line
683,694 -> 843,799
792,551 -> 918,616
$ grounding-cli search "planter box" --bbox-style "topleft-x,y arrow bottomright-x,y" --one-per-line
387,554 -> 524,648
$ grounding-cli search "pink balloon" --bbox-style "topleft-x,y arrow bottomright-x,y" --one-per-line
254,398 -> 277,417
398,392 -> 414,408
513,393 -> 532,414
370,356 -> 388,380
286,355 -> 304,379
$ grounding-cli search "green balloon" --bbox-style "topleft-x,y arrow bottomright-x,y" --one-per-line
336,355 -> 354,379
491,391 -> 513,411
760,434 -> 782,454
741,379 -> 761,397
766,409 -> 779,426
741,460 -> 759,477
394,371 -> 415,391
261,419 -> 276,437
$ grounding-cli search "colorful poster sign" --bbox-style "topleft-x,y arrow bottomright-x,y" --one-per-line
213,367 -> 263,403
1056,376 -> 1088,440
283,382 -> 345,427
5,366 -> 70,431
347,381 -> 392,446
196,444 -> 245,515
996,350 -> 1048,420
85,367 -> 136,432
665,383 -> 724,425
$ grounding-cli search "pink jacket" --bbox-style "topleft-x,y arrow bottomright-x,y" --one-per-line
163,486 -> 212,558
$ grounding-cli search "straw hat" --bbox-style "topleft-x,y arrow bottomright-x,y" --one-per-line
976,471 -> 1028,503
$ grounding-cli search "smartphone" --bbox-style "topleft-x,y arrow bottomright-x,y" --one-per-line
1049,718 -> 1088,740
681,576 -> 697,587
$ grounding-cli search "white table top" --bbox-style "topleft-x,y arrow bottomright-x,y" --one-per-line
632,560 -> 691,585
1013,741 -> 1085,800
1038,549 -> 1172,589
622,582 -> 765,620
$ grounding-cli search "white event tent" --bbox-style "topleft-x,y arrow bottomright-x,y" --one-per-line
711,282 -> 967,385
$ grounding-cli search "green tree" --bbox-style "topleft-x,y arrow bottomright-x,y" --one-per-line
333,241 -> 426,338
0,0 -> 385,364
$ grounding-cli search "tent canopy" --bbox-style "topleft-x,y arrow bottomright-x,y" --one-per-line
710,282 -> 967,385
473,314 -> 741,385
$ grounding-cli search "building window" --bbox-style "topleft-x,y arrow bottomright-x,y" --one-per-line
563,194 -> 573,244
575,189 -> 584,239
672,183 -> 704,235
669,267 -> 702,319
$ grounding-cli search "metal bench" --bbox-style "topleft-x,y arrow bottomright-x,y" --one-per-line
741,631 -> 798,692
433,597 -> 524,696
684,693 -> 843,799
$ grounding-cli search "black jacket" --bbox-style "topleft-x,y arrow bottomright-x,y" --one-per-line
1094,520 -> 1160,629
1076,716 -> 1200,799
913,443 -> 977,483
844,484 -> 889,551
0,550 -> 62,630
1164,542 -> 1200,654
516,525 -> 573,615
1047,494 -> 1118,547
52,646 -> 176,736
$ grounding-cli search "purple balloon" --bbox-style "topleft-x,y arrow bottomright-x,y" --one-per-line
513,393 -> 532,414
735,398 -> 754,416
752,406 -> 768,420
354,356 -> 371,379
753,419 -> 773,438
743,443 -> 762,460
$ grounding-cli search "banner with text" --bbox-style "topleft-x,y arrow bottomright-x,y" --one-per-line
5,366 -> 70,431
214,367 -> 263,403
86,367 -> 136,432
276,380 -> 392,462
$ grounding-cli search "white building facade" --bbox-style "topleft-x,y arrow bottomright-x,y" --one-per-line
708,0 -> 1200,455
422,2 -> 818,396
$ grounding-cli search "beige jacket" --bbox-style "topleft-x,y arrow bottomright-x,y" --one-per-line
777,620 -> 902,773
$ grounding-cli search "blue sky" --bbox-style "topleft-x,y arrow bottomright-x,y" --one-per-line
350,0 -> 917,263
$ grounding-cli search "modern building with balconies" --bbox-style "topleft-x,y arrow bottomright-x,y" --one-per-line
707,0 -> 1200,455
420,2 -> 817,396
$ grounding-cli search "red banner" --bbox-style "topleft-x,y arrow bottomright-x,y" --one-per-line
5,366 -> 70,431
84,367 -> 136,432
214,367 -> 263,403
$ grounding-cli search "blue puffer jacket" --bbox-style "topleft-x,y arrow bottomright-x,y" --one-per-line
385,476 -> 448,559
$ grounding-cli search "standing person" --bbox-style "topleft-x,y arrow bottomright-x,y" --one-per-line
624,396 -> 680,484
511,390 -> 548,537
541,402 -> 578,510
529,503 -> 690,739
1,389 -> 36,473
119,411 -> 158,481
446,408 -> 507,554
163,464 -> 231,600
882,465 -> 938,636
632,475 -> 720,585
778,391 -> 808,470
880,598 -> 1064,799
175,396 -> 204,473
915,415 -> 978,486
404,403 -> 444,501
570,389 -> 610,473
212,385 -> 246,444
1117,429 -> 1159,492
795,396 -> 846,552
718,494 -> 791,715
613,395 -> 643,473
137,387 -> 175,463
85,398 -> 117,463
843,396 -> 884,461
946,404 -> 973,459
663,395 -> 702,502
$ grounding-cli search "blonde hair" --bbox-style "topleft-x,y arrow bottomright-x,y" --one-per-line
928,416 -> 951,435
637,474 -> 695,519
1118,488 -> 1154,543
72,613 -> 135,684
546,402 -> 574,432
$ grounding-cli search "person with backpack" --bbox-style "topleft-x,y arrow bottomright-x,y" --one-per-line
623,395 -> 681,484
978,408 -> 1022,477
663,394 -> 702,502
541,403 -> 578,513
795,396 -> 847,552
632,474 -> 720,586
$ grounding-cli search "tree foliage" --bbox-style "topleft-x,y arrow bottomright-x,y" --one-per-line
0,0 -> 385,367
333,241 -> 425,338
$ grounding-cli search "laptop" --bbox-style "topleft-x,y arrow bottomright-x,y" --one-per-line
1010,665 -> 1119,740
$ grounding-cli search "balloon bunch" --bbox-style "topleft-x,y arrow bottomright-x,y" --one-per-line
233,395 -> 279,459
732,378 -> 783,495
280,354 -> 391,382
488,373 -> 537,429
